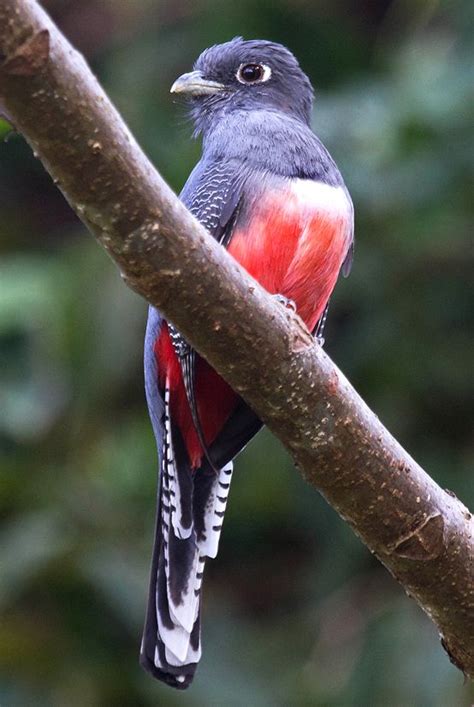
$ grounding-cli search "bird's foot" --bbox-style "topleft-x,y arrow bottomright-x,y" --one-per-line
272,294 -> 323,344
273,294 -> 297,311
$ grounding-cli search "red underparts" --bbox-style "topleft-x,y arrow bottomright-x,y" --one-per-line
156,185 -> 351,469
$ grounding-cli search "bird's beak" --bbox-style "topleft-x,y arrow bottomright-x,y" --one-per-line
170,70 -> 225,96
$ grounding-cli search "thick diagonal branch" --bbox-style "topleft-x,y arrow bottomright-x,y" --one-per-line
0,0 -> 472,677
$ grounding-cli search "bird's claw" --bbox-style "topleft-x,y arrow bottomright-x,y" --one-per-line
273,294 -> 297,311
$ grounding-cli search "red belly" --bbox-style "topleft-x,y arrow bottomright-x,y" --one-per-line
228,187 -> 350,332
156,184 -> 351,468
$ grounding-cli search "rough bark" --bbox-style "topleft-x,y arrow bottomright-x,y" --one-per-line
0,0 -> 472,678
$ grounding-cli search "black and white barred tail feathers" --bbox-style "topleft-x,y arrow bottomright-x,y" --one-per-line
194,460 -> 234,559
141,374 -> 234,688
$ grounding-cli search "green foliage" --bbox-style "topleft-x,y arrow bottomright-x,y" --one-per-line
0,119 -> 13,139
0,1 -> 472,705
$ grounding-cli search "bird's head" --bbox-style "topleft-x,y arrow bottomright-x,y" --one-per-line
171,37 -> 314,135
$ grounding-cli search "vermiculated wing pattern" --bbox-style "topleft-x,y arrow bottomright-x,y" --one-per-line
168,159 -> 243,450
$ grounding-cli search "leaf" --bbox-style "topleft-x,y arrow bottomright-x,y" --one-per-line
0,117 -> 13,139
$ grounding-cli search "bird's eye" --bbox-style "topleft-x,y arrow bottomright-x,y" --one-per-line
236,63 -> 271,84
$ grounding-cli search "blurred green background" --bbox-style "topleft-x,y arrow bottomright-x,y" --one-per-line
1,0 -> 472,705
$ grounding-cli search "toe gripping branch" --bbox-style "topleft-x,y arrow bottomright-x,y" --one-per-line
274,294 -> 329,347
314,301 -> 329,347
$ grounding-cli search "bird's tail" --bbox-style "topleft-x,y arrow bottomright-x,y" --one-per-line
140,387 -> 233,689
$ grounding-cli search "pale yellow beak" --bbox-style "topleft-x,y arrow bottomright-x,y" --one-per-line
170,70 -> 225,96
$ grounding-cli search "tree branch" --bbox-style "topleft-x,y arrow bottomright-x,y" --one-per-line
1,0 -> 472,677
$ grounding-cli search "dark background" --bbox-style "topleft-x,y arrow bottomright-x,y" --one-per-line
1,0 -> 472,705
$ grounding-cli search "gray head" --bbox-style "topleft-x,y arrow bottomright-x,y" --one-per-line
171,37 -> 314,135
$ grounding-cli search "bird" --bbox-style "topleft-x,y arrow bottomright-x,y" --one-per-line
140,37 -> 354,689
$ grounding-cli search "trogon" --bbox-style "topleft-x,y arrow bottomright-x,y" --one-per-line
140,37 -> 354,689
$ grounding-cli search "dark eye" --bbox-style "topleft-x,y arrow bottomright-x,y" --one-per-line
236,63 -> 271,84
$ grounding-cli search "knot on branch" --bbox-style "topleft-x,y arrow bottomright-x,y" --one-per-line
1,29 -> 50,76
389,513 -> 445,561
441,635 -> 471,677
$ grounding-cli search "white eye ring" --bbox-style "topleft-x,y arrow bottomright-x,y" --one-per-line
236,63 -> 272,85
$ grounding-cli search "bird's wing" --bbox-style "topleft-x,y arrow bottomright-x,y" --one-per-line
171,158 -> 248,466
180,157 -> 244,241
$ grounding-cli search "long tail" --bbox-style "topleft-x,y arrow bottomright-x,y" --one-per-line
140,387 -> 233,689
